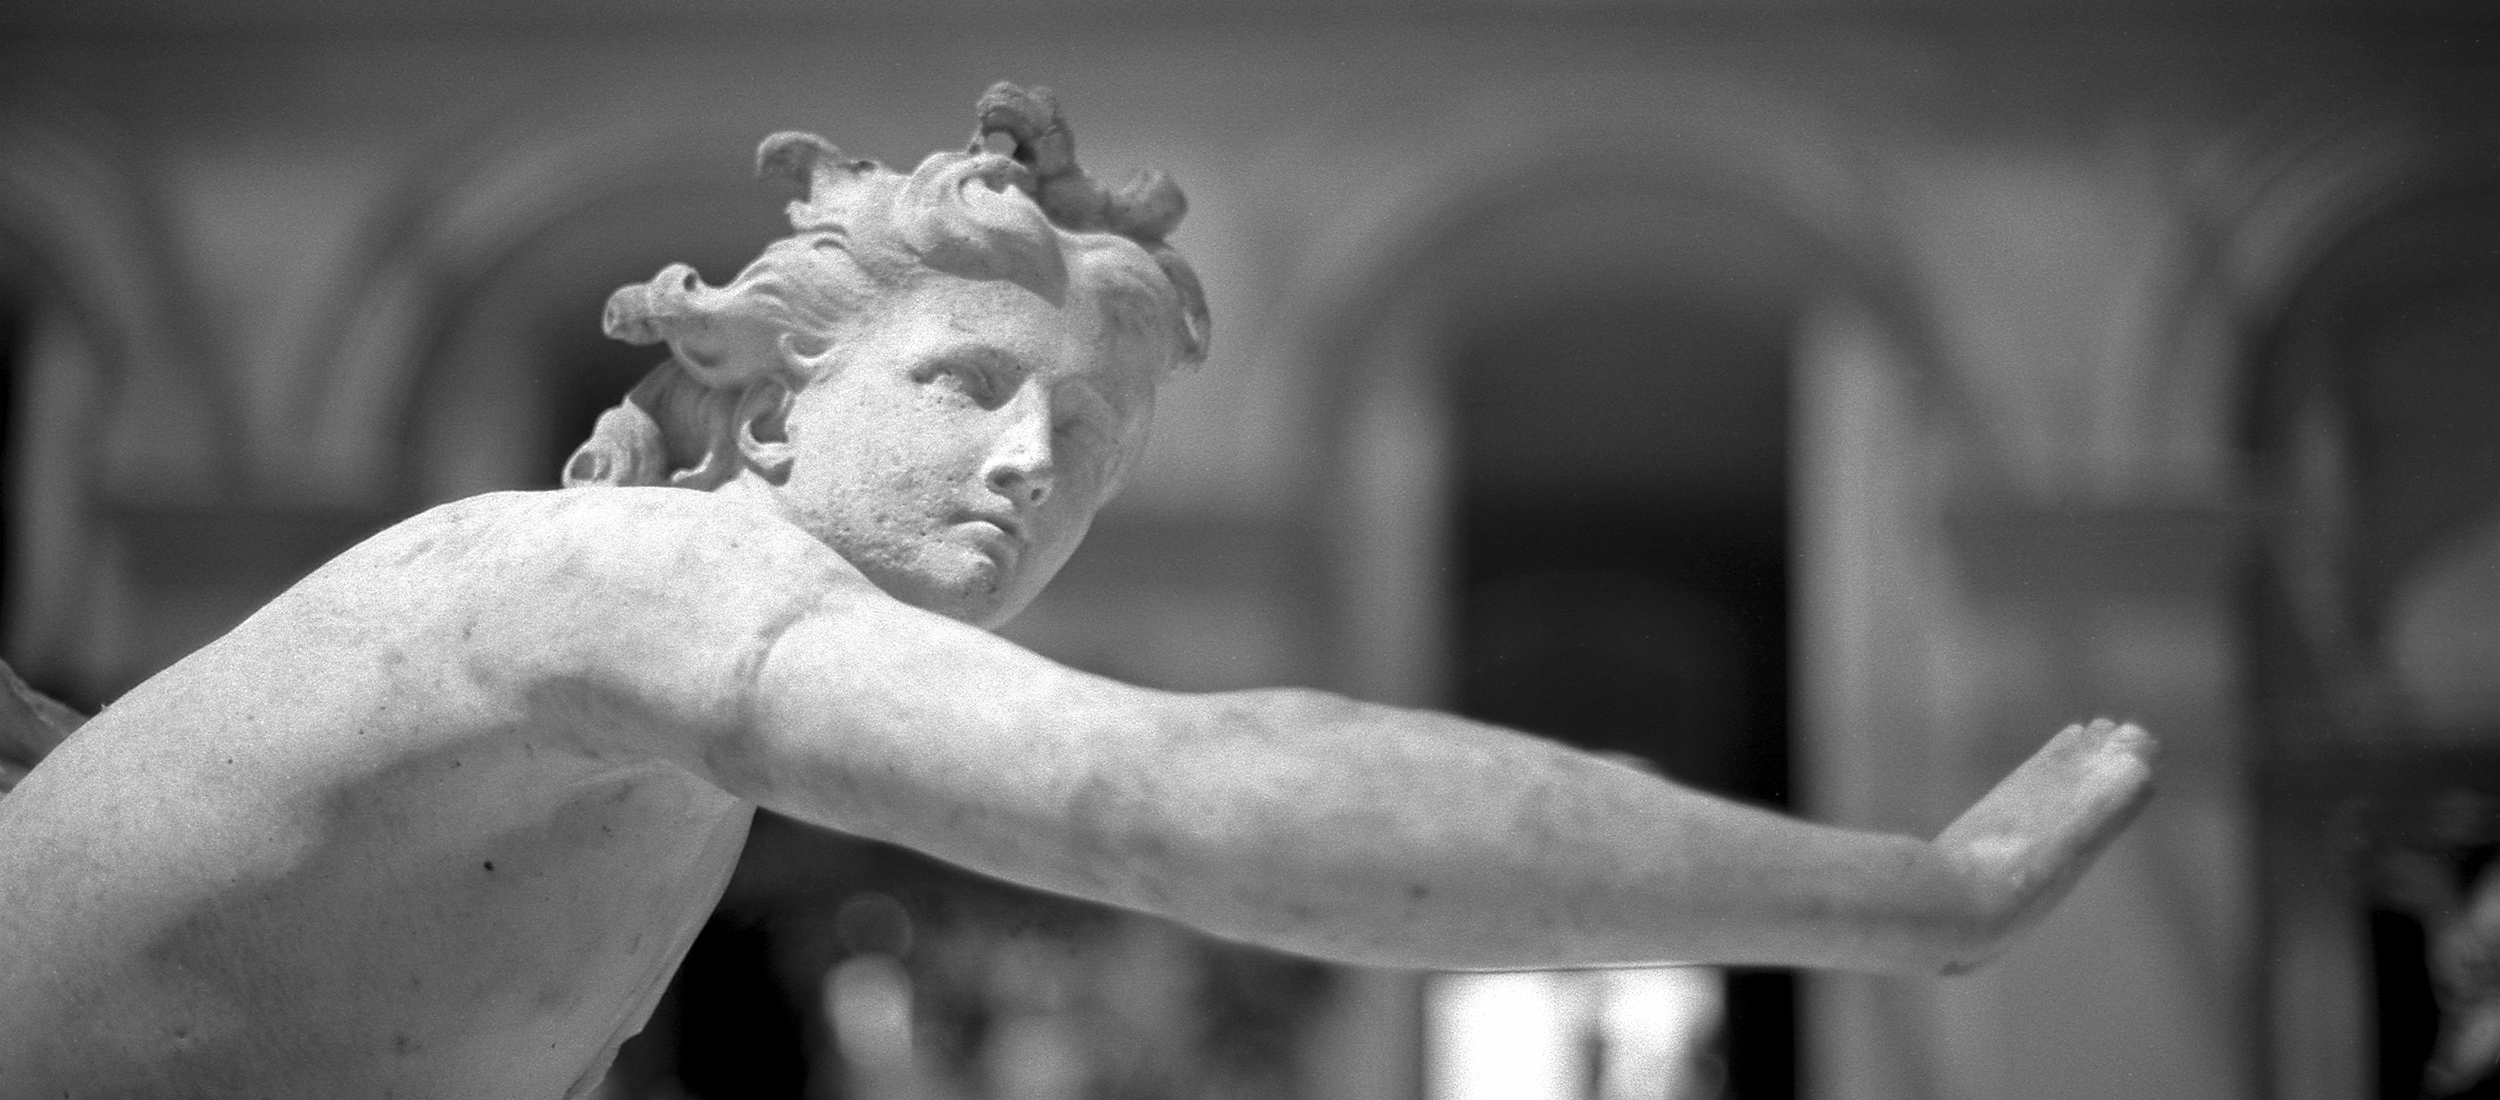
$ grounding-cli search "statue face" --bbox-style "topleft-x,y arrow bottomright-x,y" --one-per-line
767,270 -> 1164,627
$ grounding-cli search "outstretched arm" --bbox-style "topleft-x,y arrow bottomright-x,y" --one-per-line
676,586 -> 2153,976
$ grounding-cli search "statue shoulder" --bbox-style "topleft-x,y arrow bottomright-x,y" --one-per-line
553,488 -> 856,606
312,488 -> 871,754
307,487 -> 862,656
381,487 -> 843,593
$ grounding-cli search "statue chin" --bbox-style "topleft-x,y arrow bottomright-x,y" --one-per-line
852,548 -> 1022,628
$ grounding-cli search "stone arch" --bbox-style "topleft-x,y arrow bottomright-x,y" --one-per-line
2222,99 -> 2500,1100
2141,97 -> 2500,499
1277,81 -> 1958,1100
1278,98 -> 1957,430
0,99 -> 237,494
2226,103 -> 2500,698
291,104 -> 790,506
403,170 -> 794,507
1276,78 -> 1957,683
0,99 -> 233,699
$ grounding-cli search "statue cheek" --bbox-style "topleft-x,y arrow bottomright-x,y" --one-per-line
883,418 -> 970,461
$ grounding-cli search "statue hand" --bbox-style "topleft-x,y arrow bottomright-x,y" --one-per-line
1931,719 -> 2158,973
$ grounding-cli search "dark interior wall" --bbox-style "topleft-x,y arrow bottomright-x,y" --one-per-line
1452,297 -> 1797,1099
0,303 -> 19,683
1453,298 -> 1791,799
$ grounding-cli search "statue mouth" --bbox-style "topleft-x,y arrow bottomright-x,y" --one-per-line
957,511 -> 1026,546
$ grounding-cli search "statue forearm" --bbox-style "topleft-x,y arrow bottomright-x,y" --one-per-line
1091,687 -> 2003,973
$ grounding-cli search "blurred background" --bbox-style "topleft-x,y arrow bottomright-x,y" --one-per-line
3,3 -> 2498,1098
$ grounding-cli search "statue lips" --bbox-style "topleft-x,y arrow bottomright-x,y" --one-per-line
956,511 -> 1026,570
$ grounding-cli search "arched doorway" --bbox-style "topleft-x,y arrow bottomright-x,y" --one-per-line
398,172 -> 787,506
1318,173 -> 1879,1100
0,113 -> 233,709
1445,191 -> 1803,1100
2247,176 -> 2500,1100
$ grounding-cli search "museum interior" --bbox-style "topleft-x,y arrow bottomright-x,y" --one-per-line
1,2 -> 2496,1098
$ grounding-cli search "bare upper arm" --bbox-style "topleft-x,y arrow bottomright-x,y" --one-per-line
435,489 -> 1172,821
701,575 -> 1216,906
722,585 -> 1162,814
408,488 -> 867,768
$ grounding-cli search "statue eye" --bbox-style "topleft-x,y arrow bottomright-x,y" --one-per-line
1054,388 -> 1117,446
1055,408 -> 1114,448
1054,417 -> 1095,445
918,361 -> 1001,406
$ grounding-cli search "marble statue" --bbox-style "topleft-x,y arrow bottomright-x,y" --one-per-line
0,84 -> 2155,1098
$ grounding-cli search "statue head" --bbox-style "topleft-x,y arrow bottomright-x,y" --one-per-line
566,84 -> 1210,626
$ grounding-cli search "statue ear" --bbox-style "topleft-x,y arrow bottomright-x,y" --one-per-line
735,378 -> 797,484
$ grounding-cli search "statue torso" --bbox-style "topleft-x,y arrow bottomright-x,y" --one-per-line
0,490 -> 807,1098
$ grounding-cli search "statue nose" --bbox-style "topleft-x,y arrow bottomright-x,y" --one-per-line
984,394 -> 1056,508
988,463 -> 1052,508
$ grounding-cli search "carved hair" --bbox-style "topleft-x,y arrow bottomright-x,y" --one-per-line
564,83 -> 1210,491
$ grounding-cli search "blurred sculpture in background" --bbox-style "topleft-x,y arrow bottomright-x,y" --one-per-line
2354,794 -> 2500,1096
0,84 -> 2153,1098
0,660 -> 81,798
